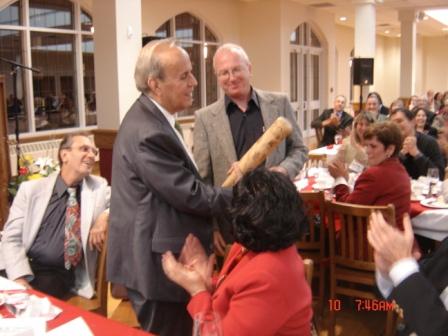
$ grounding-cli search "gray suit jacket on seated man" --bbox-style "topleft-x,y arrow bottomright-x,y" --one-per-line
107,39 -> 232,336
0,134 -> 110,299
193,43 -> 308,246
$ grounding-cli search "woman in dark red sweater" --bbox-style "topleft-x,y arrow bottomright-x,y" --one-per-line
329,121 -> 411,229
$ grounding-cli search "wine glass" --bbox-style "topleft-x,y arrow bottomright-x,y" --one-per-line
193,312 -> 222,336
427,168 -> 440,183
427,168 -> 440,197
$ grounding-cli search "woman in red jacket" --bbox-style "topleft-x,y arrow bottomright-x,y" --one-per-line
162,169 -> 312,335
328,121 -> 411,229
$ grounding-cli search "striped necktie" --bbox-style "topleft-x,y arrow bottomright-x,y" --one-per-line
64,187 -> 83,269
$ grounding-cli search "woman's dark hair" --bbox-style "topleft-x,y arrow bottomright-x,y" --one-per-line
411,106 -> 433,130
363,121 -> 402,157
230,168 -> 306,252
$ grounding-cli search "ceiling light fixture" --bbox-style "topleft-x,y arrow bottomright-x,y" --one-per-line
339,16 -> 347,22
385,30 -> 390,34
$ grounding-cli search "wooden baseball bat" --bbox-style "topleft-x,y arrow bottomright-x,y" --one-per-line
221,116 -> 293,187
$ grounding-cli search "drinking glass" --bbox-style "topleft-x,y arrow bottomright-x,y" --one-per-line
427,168 -> 440,197
427,168 -> 440,183
193,312 -> 222,336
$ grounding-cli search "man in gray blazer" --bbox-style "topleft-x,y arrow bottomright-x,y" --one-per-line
193,43 -> 308,251
107,39 -> 231,336
0,133 -> 110,299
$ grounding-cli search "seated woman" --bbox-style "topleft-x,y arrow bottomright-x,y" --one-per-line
162,169 -> 312,336
413,107 -> 438,138
328,122 -> 411,229
335,111 -> 374,167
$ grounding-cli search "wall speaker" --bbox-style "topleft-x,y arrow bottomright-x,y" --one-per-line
353,58 -> 374,85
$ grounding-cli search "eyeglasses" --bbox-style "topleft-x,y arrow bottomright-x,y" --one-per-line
217,66 -> 243,80
68,145 -> 99,156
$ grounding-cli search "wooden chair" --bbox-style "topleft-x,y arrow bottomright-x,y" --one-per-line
108,282 -> 140,328
326,200 -> 395,336
297,191 -> 326,312
303,259 -> 319,336
314,127 -> 323,147
66,234 -> 108,316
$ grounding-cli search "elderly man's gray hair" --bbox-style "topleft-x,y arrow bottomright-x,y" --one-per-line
213,43 -> 251,70
134,38 -> 179,93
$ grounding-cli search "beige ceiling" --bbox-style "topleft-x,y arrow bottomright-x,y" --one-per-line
291,0 -> 448,37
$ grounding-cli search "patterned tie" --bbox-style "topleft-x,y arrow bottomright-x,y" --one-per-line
64,187 -> 83,269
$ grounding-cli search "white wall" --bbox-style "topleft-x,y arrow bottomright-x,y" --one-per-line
421,35 -> 448,94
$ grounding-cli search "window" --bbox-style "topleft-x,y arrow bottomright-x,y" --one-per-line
289,22 -> 323,137
154,12 -> 219,118
0,0 -> 96,135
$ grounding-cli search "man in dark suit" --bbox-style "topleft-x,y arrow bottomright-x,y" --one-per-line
390,107 -> 445,179
107,39 -> 232,336
311,94 -> 353,146
368,211 -> 448,335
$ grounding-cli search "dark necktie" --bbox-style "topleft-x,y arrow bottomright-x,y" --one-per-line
64,187 -> 82,269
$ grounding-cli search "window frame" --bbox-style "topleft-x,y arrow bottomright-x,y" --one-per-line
0,0 -> 95,139
154,12 -> 220,122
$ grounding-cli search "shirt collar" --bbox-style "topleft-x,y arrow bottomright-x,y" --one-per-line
225,87 -> 260,112
146,94 -> 176,128
55,174 -> 81,199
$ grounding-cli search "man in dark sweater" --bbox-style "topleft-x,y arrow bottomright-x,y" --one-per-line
390,108 -> 445,179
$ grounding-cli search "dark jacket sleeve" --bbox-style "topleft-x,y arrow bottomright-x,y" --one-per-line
391,273 -> 448,336
311,110 -> 331,129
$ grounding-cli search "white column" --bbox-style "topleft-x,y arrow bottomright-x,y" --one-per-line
353,0 -> 376,58
398,9 -> 417,97
352,0 -> 376,105
93,0 -> 142,129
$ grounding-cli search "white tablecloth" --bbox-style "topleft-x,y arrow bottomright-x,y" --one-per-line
412,209 -> 448,241
308,144 -> 340,157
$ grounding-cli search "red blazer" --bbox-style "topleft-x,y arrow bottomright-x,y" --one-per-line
334,157 -> 411,229
187,244 -> 312,336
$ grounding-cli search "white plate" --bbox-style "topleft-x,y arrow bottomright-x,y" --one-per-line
420,198 -> 448,209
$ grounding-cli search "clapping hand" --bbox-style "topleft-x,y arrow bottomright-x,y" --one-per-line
401,136 -> 420,157
162,234 -> 215,296
328,160 -> 348,180
367,212 -> 419,276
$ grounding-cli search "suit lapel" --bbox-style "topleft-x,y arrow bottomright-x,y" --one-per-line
80,177 -> 95,252
211,98 -> 238,163
139,94 -> 199,175
257,90 -> 279,167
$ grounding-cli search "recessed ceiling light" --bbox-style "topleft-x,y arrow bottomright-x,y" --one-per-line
397,33 -> 401,37
385,30 -> 390,34
339,16 -> 347,22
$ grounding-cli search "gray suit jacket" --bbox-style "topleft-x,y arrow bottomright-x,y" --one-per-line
0,173 -> 110,298
193,89 -> 308,187
107,94 -> 231,302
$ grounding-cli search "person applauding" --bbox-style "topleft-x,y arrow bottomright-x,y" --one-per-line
329,122 -> 410,229
162,169 -> 312,336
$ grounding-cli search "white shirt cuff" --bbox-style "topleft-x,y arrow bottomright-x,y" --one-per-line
389,257 -> 419,287
376,270 -> 394,298
333,176 -> 348,187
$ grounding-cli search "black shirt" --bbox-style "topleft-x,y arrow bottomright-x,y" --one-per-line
28,175 -> 81,268
225,89 -> 265,159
